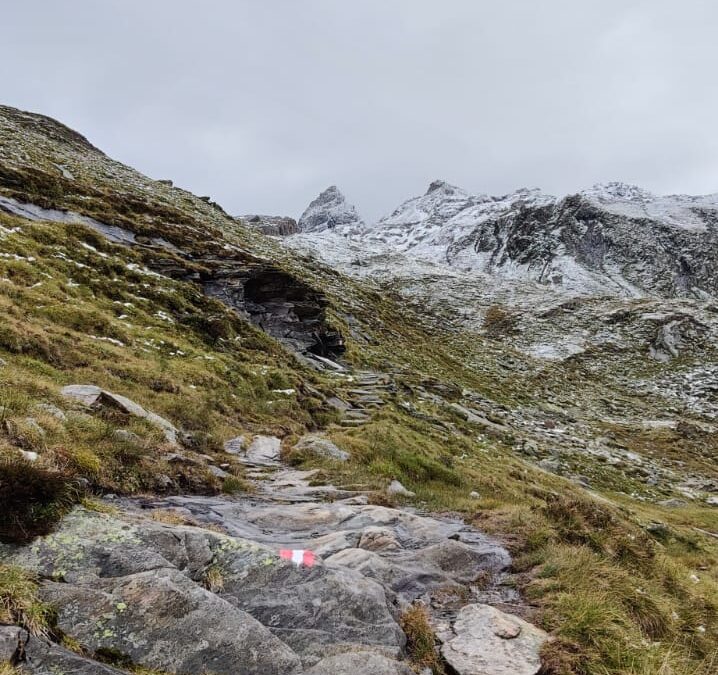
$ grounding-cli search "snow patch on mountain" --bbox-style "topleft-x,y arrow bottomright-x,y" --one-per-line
581,182 -> 718,232
289,180 -> 718,303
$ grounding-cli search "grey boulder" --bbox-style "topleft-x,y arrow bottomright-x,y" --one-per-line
41,568 -> 302,675
293,434 -> 350,461
61,384 -> 179,445
440,604 -> 548,675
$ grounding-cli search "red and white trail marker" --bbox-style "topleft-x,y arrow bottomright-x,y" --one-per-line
279,549 -> 316,567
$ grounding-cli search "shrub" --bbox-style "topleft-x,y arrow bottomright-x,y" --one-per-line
0,459 -> 84,543
400,603 -> 444,673
483,304 -> 519,338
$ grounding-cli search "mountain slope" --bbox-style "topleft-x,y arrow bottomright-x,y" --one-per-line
0,105 -> 717,675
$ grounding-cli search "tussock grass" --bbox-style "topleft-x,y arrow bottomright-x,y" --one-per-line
400,603 -> 445,674
0,565 -> 53,636
0,458 -> 83,543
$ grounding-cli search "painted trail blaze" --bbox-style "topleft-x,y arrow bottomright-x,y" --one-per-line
279,549 -> 316,567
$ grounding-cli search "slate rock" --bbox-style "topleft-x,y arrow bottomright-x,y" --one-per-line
61,385 -> 179,445
41,568 -> 302,675
243,434 -> 282,467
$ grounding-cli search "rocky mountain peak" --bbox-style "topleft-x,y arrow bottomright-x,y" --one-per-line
297,185 -> 365,234
425,179 -> 466,196
582,181 -> 656,203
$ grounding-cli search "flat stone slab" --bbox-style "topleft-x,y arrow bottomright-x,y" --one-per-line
61,385 -> 179,445
242,434 -> 282,467
440,604 -> 548,675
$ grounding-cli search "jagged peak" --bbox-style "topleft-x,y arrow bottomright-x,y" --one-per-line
298,185 -> 364,233
425,179 -> 466,196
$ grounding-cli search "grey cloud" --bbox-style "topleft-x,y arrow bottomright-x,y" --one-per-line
1,0 -> 717,221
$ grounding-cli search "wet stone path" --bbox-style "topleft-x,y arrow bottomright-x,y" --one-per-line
136,434 -> 548,675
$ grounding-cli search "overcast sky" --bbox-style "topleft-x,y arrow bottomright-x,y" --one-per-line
2,1 -> 717,221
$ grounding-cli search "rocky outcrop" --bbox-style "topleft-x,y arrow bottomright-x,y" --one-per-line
0,192 -> 345,357
298,186 -> 365,234
2,507 -> 403,672
60,385 -> 180,445
242,214 -> 299,236
42,568 -> 302,675
201,263 -> 345,355
448,192 -> 718,298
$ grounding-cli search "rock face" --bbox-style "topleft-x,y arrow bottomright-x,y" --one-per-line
298,186 -> 365,234
242,214 -> 299,236
439,604 -> 548,675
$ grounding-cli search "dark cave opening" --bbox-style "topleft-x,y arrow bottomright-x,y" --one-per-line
243,271 -> 345,357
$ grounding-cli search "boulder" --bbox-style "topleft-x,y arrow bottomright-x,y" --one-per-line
243,435 -> 282,467
42,569 -> 302,675
293,434 -> 350,461
218,550 -> 405,665
387,480 -> 415,498
5,507 -> 404,671
61,385 -> 179,445
440,604 -> 547,675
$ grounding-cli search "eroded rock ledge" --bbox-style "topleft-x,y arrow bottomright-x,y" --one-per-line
0,195 -> 345,357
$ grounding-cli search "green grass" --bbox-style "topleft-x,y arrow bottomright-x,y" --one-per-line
0,564 -> 53,636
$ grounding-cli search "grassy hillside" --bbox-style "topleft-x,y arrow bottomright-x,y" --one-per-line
0,105 -> 717,674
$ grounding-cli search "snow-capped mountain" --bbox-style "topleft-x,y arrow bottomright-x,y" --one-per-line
291,180 -> 718,300
297,185 -> 365,233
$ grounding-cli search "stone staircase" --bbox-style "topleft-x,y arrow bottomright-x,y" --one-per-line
337,370 -> 396,428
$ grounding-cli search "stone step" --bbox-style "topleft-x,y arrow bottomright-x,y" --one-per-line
344,411 -> 371,420
348,400 -> 384,407
339,419 -> 369,427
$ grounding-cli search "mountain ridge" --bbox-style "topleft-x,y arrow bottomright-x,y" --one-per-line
290,180 -> 718,300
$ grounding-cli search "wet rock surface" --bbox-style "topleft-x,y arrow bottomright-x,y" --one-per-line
0,436 -> 546,674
